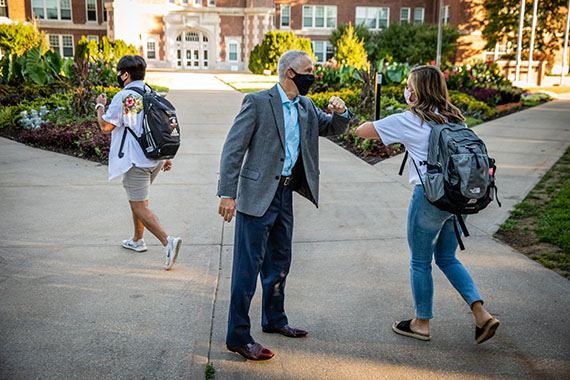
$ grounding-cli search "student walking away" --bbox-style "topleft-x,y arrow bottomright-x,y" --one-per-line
217,50 -> 352,360
95,55 -> 182,270
355,65 -> 499,344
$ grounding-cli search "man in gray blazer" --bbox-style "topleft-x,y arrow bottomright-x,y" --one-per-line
217,50 -> 351,360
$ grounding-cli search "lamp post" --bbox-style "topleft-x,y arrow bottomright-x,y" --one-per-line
528,0 -> 538,85
514,0 -> 526,82
561,0 -> 570,85
436,0 -> 444,68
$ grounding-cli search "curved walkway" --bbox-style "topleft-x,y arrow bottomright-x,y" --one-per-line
0,73 -> 569,379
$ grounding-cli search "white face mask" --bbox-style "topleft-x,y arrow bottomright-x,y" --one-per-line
404,87 -> 416,106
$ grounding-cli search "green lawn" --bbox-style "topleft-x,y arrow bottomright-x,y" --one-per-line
496,146 -> 570,278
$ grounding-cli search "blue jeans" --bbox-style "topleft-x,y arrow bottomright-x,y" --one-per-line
407,186 -> 482,320
226,184 -> 293,346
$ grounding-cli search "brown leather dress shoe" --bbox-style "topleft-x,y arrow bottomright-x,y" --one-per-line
262,324 -> 308,338
227,342 -> 274,360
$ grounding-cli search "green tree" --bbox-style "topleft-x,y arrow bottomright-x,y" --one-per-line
329,23 -> 374,57
0,21 -> 49,56
482,0 -> 568,61
373,22 -> 459,66
334,23 -> 368,69
248,31 -> 313,74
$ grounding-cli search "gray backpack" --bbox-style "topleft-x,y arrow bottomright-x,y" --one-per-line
399,121 -> 501,249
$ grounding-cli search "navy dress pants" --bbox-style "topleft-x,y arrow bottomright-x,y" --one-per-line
226,183 -> 294,346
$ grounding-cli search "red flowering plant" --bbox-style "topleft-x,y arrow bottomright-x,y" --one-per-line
311,59 -> 343,92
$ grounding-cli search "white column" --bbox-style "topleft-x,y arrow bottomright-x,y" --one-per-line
515,0 -> 526,82
527,0 -> 538,85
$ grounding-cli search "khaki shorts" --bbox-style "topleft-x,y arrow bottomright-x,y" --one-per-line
122,163 -> 163,202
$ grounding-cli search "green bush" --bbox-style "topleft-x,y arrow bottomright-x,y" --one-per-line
522,92 -> 552,106
248,31 -> 313,74
334,23 -> 368,70
372,22 -> 459,66
0,47 -> 67,85
329,23 -> 375,58
0,92 -> 73,129
0,21 -> 49,56
382,83 -> 405,101
449,90 -> 494,119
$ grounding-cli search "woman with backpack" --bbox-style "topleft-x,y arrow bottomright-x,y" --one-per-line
355,65 -> 499,344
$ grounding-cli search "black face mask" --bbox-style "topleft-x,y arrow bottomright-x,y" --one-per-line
117,73 -> 126,88
290,68 -> 315,96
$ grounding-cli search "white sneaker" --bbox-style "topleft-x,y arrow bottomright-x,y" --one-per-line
164,236 -> 182,270
122,238 -> 147,252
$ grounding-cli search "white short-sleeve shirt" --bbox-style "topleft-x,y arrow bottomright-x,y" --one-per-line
102,80 -> 160,181
373,111 -> 431,185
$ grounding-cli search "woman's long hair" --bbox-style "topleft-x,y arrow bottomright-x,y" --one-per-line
407,65 -> 465,125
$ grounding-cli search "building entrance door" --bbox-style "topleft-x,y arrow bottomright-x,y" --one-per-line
175,31 -> 209,69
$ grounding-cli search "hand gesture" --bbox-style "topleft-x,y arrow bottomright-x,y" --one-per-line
327,96 -> 346,114
97,93 -> 107,106
162,159 -> 172,172
218,198 -> 236,223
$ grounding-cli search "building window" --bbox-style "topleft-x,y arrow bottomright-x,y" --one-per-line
228,42 -> 238,62
208,0 -> 215,5
49,34 -> 73,57
62,35 -> 73,57
202,35 -> 208,42
0,0 -> 8,18
414,8 -> 424,24
355,7 -> 389,30
49,35 -> 60,54
33,0 -> 70,20
400,8 -> 410,24
302,5 -> 336,29
146,41 -> 156,59
281,4 -> 290,28
312,41 -> 334,64
87,35 -> 98,43
185,32 -> 199,42
443,5 -> 450,25
86,0 -> 97,22
103,6 -> 107,22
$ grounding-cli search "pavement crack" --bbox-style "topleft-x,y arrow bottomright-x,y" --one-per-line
206,220 -> 224,363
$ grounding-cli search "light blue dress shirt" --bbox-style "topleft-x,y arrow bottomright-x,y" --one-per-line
277,84 -> 301,176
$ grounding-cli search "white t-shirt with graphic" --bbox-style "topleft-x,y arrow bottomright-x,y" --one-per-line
102,80 -> 160,181
373,111 -> 431,185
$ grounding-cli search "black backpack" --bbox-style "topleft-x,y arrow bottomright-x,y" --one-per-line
118,84 -> 180,160
399,121 -> 501,250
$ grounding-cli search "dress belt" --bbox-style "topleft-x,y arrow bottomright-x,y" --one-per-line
279,176 -> 292,186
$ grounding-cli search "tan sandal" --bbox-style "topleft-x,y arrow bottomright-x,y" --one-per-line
392,320 -> 431,341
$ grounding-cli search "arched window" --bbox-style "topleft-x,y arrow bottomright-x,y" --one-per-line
185,32 -> 199,42
202,35 -> 208,42
176,34 -> 181,42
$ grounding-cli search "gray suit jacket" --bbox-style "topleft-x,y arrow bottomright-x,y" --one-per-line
217,84 -> 351,217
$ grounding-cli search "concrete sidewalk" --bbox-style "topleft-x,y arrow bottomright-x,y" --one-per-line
1,73 -> 569,379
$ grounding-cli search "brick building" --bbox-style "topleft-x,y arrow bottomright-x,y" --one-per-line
103,0 -> 488,70
105,0 -> 274,70
3,0 -> 107,57
2,0 -> 541,71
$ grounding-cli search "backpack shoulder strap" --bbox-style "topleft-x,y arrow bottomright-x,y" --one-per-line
118,127 -> 139,158
398,151 -> 408,176
127,86 -> 145,96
